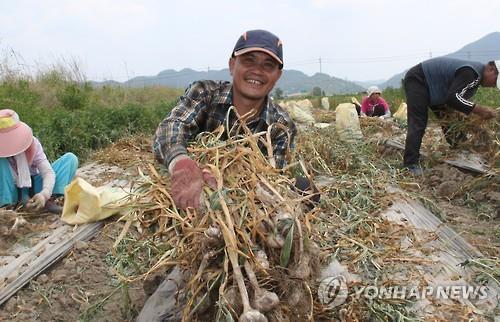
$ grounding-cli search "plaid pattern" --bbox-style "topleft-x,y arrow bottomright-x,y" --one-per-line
153,80 -> 296,169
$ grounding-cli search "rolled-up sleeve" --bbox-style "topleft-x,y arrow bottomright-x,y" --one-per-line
153,83 -> 207,167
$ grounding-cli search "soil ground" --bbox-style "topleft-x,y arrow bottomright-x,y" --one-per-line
0,163 -> 147,322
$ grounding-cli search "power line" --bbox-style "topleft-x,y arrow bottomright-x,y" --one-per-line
7,49 -> 499,82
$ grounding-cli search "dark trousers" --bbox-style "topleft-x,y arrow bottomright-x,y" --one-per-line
370,104 -> 386,117
403,64 -> 466,166
355,103 -> 361,115
403,64 -> 430,166
355,104 -> 385,117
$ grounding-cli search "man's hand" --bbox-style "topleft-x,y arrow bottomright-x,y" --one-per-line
26,193 -> 47,211
472,105 -> 496,120
170,158 -> 216,209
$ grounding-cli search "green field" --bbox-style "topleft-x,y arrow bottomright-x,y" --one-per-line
1,66 -> 499,161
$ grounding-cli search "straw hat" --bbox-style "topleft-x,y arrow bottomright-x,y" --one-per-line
495,60 -> 500,89
0,109 -> 34,157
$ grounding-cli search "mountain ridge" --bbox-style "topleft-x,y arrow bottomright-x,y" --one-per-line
93,68 -> 365,95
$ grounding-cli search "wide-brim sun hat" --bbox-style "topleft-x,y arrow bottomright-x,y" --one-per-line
0,109 -> 33,157
495,60 -> 500,89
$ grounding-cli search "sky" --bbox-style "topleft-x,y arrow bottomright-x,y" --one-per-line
1,0 -> 499,83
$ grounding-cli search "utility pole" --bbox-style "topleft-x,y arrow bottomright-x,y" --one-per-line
319,57 -> 322,74
429,51 -> 432,59
207,66 -> 210,73
124,61 -> 130,88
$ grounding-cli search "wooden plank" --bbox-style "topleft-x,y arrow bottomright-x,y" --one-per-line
383,198 -> 482,258
443,153 -> 492,174
381,198 -> 498,316
0,226 -> 69,285
0,221 -> 103,306
382,138 -> 492,174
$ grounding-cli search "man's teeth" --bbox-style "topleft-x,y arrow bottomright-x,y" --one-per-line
247,79 -> 262,85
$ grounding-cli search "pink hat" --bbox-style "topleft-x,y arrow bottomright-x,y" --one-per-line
0,109 -> 34,157
495,60 -> 500,89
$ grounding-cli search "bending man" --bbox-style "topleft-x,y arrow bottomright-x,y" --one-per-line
403,57 -> 498,175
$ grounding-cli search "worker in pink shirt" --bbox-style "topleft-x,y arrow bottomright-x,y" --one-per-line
360,86 -> 391,119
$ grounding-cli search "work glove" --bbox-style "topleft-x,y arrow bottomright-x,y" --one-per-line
26,193 -> 47,211
171,158 -> 216,209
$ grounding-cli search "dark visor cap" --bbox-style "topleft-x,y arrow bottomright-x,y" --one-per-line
232,29 -> 283,69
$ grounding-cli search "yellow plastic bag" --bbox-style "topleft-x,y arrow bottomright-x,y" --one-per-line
335,103 -> 363,142
61,177 -> 129,225
394,102 -> 408,121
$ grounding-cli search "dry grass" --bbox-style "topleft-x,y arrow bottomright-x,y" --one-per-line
110,113 -> 323,321
99,111 -> 498,321
92,134 -> 154,168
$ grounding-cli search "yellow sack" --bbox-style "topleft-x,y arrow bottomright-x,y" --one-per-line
295,99 -> 313,110
335,103 -> 363,142
321,97 -> 330,110
61,177 -> 129,225
281,101 -> 315,124
394,102 -> 408,121
290,103 -> 315,124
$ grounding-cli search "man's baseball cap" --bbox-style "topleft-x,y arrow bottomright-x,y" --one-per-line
232,30 -> 283,69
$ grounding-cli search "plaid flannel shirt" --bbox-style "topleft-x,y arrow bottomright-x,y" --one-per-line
153,80 -> 296,169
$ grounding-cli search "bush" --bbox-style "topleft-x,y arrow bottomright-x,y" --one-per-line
27,101 -> 177,161
57,82 -> 92,110
0,74 -> 179,161
0,79 -> 40,110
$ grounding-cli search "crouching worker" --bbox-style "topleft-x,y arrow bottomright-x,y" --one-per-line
360,86 -> 391,118
0,109 -> 78,214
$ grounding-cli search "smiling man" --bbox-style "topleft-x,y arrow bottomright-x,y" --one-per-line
153,29 -> 296,209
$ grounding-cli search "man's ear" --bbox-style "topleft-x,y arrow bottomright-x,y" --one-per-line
229,57 -> 235,76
